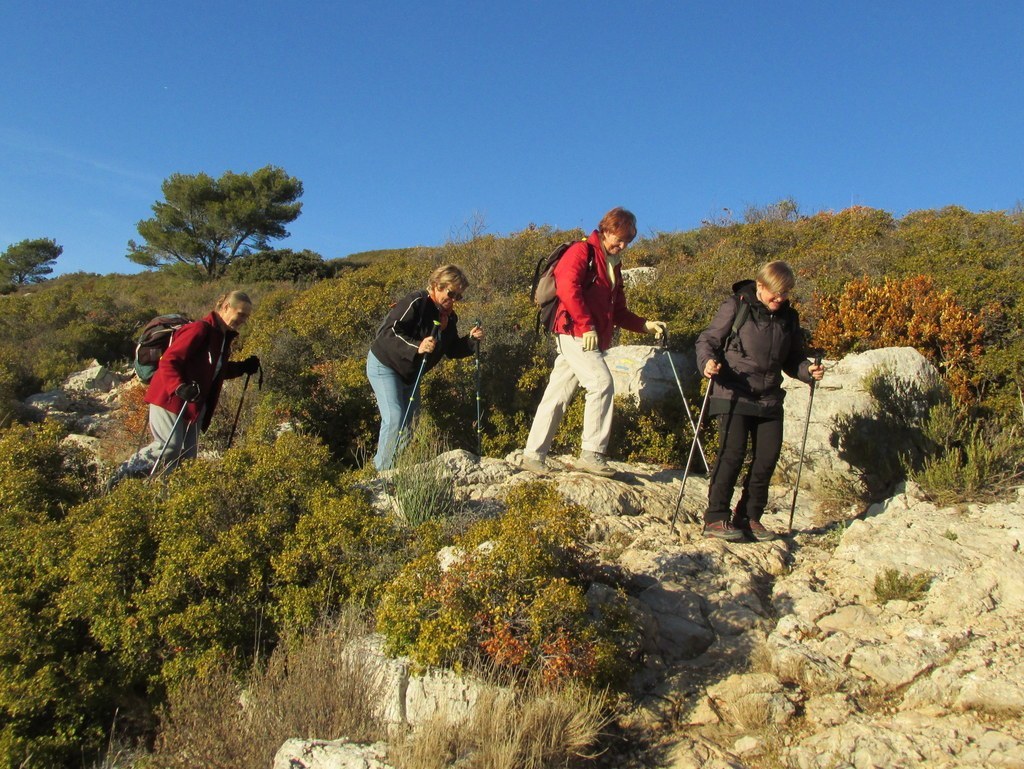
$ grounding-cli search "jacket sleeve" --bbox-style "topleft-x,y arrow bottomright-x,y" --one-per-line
611,265 -> 647,333
782,309 -> 813,384
222,358 -> 245,380
553,242 -> 597,334
380,292 -> 427,368
695,297 -> 737,372
443,317 -> 475,359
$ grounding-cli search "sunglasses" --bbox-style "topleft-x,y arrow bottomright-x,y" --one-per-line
445,288 -> 464,301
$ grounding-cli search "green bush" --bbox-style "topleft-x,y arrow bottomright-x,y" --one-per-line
0,422 -> 110,768
376,482 -> 640,687
873,568 -> 932,603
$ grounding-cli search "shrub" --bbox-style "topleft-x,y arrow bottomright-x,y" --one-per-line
376,482 -> 640,687
873,568 -> 933,603
910,410 -> 1024,506
815,275 -> 989,402
0,422 -> 111,768
60,431 -> 401,694
831,367 -> 945,498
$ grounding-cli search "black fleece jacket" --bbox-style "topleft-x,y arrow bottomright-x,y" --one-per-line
369,290 -> 474,384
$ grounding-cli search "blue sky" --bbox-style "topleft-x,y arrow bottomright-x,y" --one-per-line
1,1 -> 1021,276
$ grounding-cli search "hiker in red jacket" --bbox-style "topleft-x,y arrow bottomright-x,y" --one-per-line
522,207 -> 666,477
111,291 -> 260,483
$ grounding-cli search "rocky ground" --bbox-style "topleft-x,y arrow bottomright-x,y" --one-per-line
24,351 -> 1024,768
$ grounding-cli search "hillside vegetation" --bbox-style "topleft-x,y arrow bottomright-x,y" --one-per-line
0,203 -> 1021,767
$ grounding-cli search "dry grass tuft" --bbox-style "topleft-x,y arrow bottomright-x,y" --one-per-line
391,680 -> 609,769
151,611 -> 383,769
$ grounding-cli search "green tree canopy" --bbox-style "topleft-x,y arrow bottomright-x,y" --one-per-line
1,237 -> 63,285
126,165 -> 303,278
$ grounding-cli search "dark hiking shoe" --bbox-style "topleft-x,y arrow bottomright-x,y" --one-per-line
746,519 -> 778,542
575,450 -> 615,478
703,520 -> 745,542
521,454 -> 550,475
732,516 -> 778,542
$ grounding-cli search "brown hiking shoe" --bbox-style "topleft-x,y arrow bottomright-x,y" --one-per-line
733,517 -> 778,542
703,520 -> 745,542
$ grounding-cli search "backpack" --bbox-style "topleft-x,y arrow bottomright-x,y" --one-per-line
529,240 -> 596,333
133,313 -> 192,383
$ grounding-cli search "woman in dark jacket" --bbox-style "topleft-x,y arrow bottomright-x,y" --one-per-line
695,261 -> 824,541
367,264 -> 484,471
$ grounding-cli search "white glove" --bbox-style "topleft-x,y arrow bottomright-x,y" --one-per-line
645,320 -> 667,339
581,331 -> 599,352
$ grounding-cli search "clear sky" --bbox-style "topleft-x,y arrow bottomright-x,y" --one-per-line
1,1 -> 1021,277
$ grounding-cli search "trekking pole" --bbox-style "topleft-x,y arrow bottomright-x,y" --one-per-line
661,331 -> 709,472
399,321 -> 441,437
670,374 -> 714,533
149,400 -> 190,479
473,319 -> 483,457
226,373 -> 252,450
788,355 -> 823,534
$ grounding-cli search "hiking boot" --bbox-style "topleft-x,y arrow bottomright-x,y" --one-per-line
703,520 -> 745,542
575,450 -> 615,478
745,519 -> 777,542
521,454 -> 549,475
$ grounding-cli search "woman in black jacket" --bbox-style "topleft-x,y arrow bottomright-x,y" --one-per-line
695,261 -> 824,541
366,264 -> 484,471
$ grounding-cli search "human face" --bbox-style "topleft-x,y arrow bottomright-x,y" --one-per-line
219,301 -> 252,330
599,230 -> 632,257
430,283 -> 465,310
756,282 -> 789,312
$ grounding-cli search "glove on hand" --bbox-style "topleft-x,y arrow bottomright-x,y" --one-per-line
645,320 -> 667,339
240,355 -> 261,375
581,331 -> 599,352
175,381 -> 201,403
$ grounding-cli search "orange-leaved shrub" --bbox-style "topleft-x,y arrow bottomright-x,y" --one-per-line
814,275 -> 989,402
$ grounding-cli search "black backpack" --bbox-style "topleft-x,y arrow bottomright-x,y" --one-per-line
133,313 -> 192,383
529,240 -> 596,333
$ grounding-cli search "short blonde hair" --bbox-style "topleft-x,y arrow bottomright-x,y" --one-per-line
428,265 -> 469,292
757,261 -> 795,295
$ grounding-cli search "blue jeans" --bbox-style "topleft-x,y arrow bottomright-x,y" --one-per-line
366,351 -> 420,470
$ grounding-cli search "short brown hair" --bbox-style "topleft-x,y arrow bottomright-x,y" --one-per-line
757,261 -> 796,295
598,207 -> 637,241
427,264 -> 469,292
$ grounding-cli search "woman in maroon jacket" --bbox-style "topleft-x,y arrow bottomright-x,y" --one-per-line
522,208 -> 665,477
112,291 -> 260,482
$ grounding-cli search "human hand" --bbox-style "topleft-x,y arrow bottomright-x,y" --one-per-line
240,355 -> 260,375
703,360 -> 721,379
645,320 -> 667,339
469,324 -> 484,341
418,336 -> 437,354
174,381 -> 201,402
581,331 -> 599,352
809,363 -> 825,381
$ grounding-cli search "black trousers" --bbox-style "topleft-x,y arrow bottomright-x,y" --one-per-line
705,411 -> 784,524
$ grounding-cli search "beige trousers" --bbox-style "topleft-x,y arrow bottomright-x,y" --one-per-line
524,334 -> 615,458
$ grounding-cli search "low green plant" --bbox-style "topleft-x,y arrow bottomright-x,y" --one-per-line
376,482 -> 640,687
942,529 -> 958,541
910,412 -> 1024,506
873,568 -> 933,603
391,417 -> 460,526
